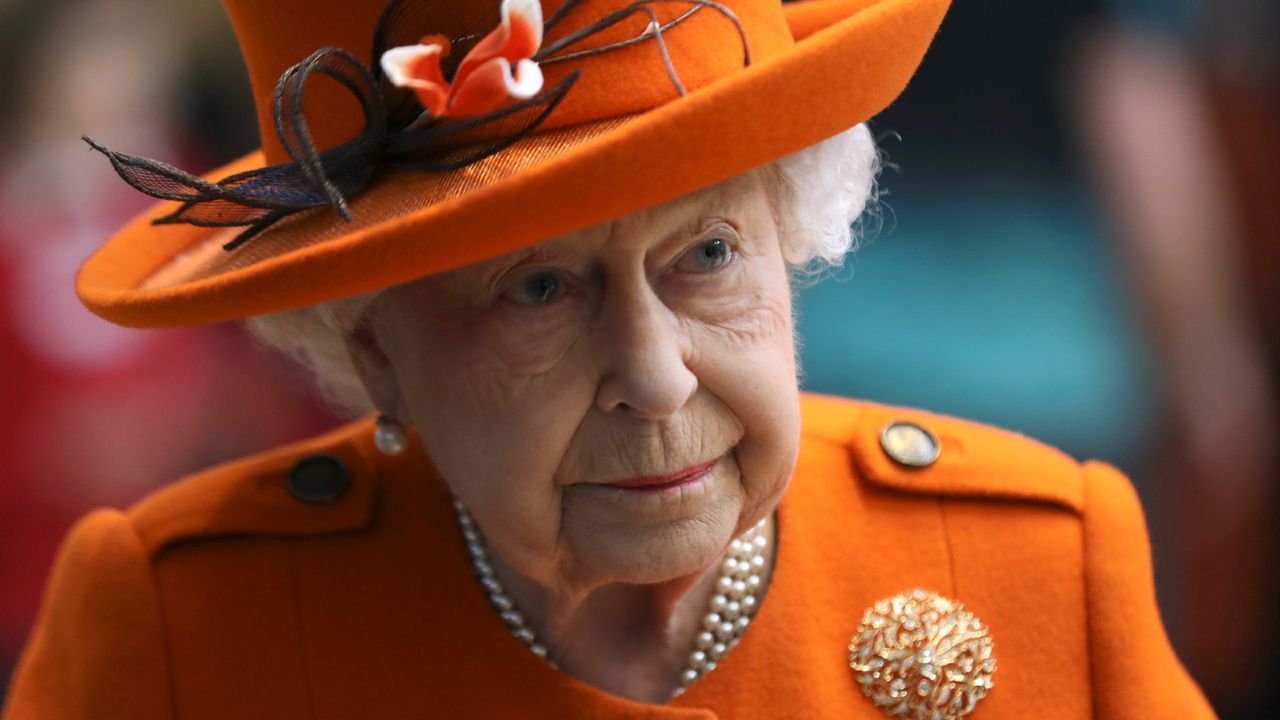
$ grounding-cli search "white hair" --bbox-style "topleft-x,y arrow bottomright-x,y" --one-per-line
246,123 -> 881,415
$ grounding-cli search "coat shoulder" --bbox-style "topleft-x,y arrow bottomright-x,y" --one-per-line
124,416 -> 387,558
796,394 -> 1217,717
799,393 -> 1084,513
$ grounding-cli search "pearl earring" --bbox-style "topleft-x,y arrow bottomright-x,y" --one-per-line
374,415 -> 408,456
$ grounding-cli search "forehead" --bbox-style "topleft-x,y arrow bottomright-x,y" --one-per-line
532,169 -> 770,254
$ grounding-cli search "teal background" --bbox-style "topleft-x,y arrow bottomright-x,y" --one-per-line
795,173 -> 1158,467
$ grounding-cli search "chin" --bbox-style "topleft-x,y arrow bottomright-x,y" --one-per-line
564,497 -> 743,585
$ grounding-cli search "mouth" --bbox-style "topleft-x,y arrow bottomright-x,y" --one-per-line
596,458 -> 719,493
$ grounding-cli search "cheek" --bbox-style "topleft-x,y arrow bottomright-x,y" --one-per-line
388,306 -> 583,448
405,353 -> 585,486
685,254 -> 800,514
682,245 -> 797,381
672,221 -> 795,358
475,299 -> 587,375
382,315 -> 594,552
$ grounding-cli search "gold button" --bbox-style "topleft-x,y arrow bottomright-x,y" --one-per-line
879,421 -> 940,468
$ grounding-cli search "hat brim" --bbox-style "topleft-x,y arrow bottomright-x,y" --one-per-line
78,0 -> 949,327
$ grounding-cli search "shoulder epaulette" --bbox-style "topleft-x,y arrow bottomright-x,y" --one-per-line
801,393 -> 1083,513
125,416 -> 388,557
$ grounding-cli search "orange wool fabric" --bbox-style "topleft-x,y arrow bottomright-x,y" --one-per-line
3,394 -> 1216,719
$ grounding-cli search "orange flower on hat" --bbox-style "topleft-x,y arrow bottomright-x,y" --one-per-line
380,0 -> 545,119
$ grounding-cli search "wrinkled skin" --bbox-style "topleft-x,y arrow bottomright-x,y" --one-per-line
346,170 -> 800,700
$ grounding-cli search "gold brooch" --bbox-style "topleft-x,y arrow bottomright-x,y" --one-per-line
849,589 -> 996,719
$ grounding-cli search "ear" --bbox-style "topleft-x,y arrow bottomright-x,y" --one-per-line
343,321 -> 406,419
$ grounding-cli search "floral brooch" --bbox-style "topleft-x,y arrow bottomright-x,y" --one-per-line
849,589 -> 996,719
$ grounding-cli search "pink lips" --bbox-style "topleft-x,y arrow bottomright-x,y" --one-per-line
601,459 -> 718,492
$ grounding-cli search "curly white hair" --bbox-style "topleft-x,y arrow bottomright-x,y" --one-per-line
246,122 -> 880,415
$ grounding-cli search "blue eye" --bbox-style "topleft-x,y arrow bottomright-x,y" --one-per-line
505,270 -> 565,306
676,237 -> 733,273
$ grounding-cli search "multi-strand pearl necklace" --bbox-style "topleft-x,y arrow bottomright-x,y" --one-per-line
452,498 -> 769,697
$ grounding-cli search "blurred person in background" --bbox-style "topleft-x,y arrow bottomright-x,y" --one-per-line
0,0 -> 337,695
1071,0 -> 1280,715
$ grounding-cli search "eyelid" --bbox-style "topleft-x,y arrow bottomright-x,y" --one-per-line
488,245 -> 577,289
665,220 -> 740,259
670,230 -> 739,275
692,221 -> 743,256
495,256 -> 568,294
698,219 -> 741,239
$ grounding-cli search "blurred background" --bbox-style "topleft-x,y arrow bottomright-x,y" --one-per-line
0,0 -> 1275,716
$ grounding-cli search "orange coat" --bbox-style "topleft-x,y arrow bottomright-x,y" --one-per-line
4,394 -> 1215,718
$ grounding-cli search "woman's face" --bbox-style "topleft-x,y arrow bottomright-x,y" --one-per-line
350,171 -> 800,592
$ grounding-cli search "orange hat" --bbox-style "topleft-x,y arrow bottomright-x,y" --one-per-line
77,0 -> 949,328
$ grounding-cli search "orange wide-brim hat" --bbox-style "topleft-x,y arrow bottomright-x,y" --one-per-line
77,0 -> 949,328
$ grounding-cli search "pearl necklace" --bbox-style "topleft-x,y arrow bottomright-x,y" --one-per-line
452,498 -> 769,697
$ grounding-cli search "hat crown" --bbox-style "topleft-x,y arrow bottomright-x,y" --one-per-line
220,0 -> 795,164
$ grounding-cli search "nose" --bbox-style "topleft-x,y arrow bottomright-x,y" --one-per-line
593,281 -> 697,418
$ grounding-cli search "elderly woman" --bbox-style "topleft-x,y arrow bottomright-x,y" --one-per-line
4,0 -> 1215,718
